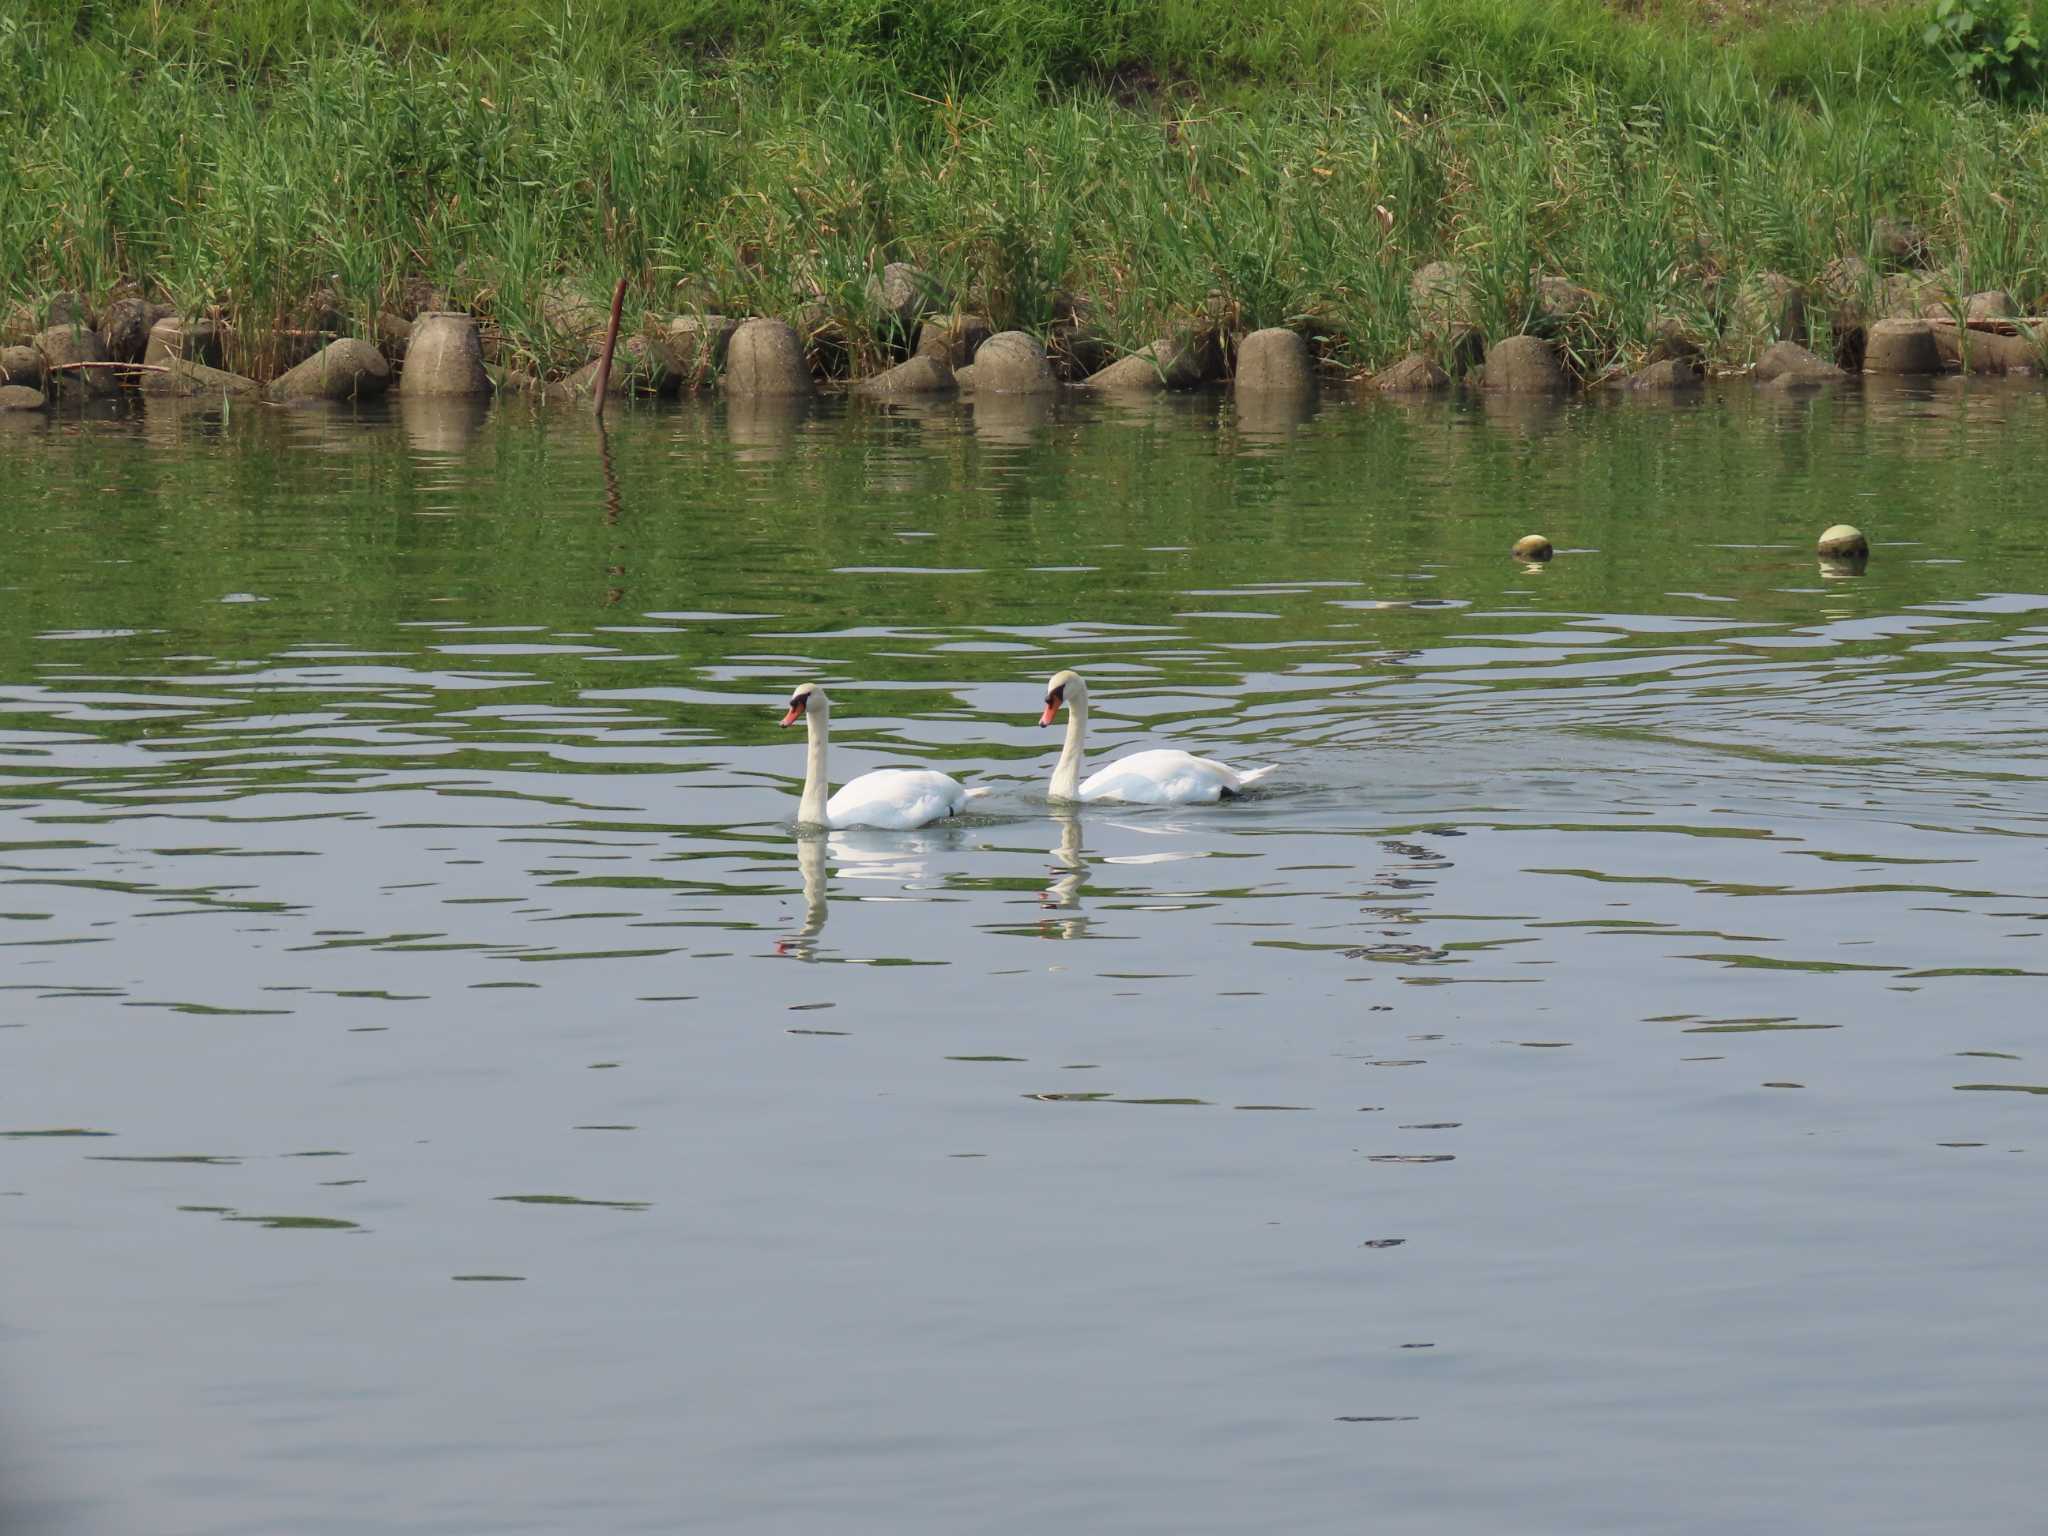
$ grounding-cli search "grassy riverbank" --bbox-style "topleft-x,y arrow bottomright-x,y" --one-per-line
5,0 -> 2048,381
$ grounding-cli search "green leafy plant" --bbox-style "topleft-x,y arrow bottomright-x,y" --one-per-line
1924,0 -> 2044,98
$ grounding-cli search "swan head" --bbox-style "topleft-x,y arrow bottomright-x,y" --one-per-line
781,682 -> 829,728
1039,669 -> 1085,727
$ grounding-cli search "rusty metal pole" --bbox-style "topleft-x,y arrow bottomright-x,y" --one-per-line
590,277 -> 628,420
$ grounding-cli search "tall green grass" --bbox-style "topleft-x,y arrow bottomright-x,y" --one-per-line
3,0 -> 2047,380
12,0 -> 1967,100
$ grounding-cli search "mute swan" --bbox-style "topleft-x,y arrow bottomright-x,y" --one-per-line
1039,670 -> 1277,804
782,683 -> 988,829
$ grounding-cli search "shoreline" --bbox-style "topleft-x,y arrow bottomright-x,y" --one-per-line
7,330 -> 2045,438
3,287 -> 2042,421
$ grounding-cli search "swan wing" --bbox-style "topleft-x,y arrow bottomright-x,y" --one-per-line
1078,749 -> 1276,804
1078,750 -> 1227,804
826,768 -> 972,830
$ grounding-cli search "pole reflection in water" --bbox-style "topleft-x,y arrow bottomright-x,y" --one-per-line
597,416 -> 627,606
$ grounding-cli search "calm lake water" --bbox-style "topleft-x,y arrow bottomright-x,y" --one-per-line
3,382 -> 2046,1535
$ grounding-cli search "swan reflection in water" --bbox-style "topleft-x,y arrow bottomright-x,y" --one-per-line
1037,813 -> 1234,939
1038,811 -> 1092,940
777,833 -> 831,960
777,825 -> 981,960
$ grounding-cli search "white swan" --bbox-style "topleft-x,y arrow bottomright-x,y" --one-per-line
782,683 -> 988,829
1039,669 -> 1277,804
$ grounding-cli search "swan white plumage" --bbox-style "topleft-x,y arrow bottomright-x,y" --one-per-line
1039,669 -> 1277,804
782,683 -> 988,830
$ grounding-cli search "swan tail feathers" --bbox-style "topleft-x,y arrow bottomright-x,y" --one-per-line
1235,763 -> 1281,788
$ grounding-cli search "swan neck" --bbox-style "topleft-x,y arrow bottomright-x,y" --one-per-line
1051,691 -> 1087,799
798,707 -> 830,826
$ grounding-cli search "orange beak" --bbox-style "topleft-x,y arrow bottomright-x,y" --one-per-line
780,706 -> 803,727
1038,702 -> 1058,727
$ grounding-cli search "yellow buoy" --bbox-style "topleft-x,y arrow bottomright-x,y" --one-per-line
1816,524 -> 1869,559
